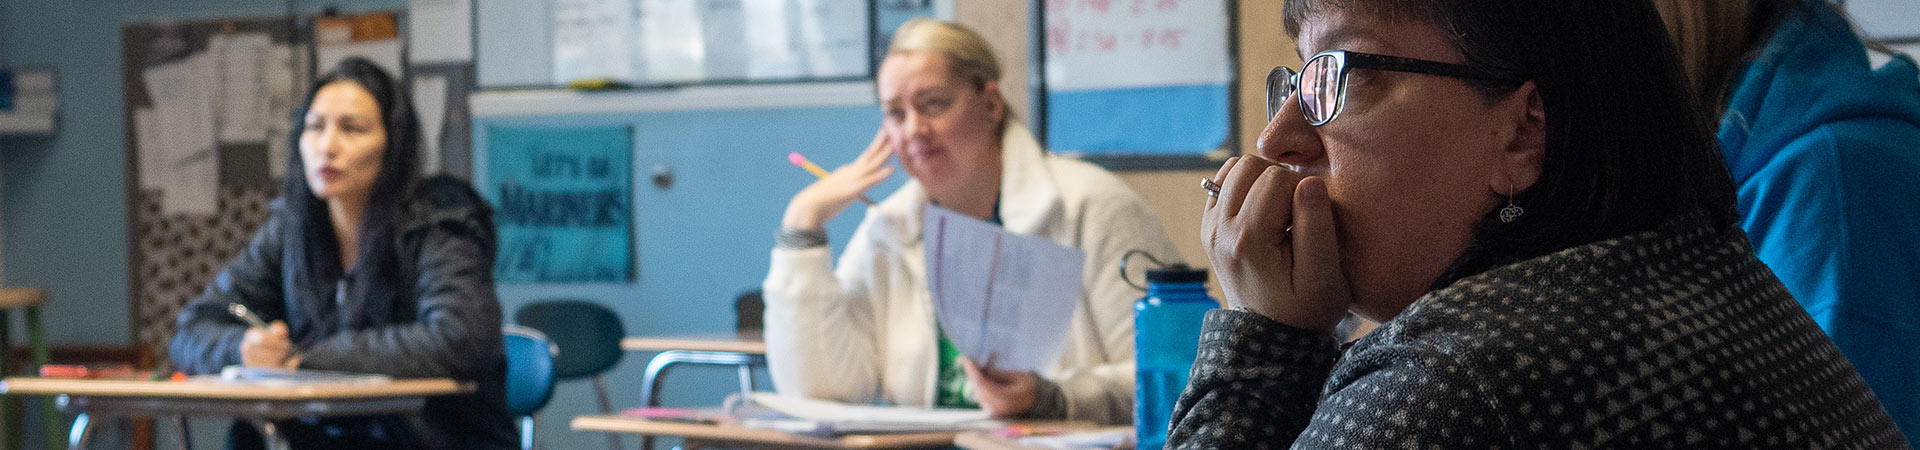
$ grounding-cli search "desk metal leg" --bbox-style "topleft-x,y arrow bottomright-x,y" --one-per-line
637,351 -> 765,450
735,365 -> 754,399
65,413 -> 94,450
0,308 -> 14,450
249,419 -> 291,450
28,306 -> 58,450
174,416 -> 191,450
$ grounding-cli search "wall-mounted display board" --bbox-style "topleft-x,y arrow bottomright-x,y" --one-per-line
478,0 -> 888,89
1036,0 -> 1237,169
483,125 -> 636,284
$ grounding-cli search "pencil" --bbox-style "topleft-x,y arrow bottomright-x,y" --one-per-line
788,152 -> 876,205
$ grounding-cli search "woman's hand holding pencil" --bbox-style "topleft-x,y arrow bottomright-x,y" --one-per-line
782,131 -> 895,231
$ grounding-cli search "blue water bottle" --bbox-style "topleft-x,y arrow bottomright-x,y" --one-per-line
1130,254 -> 1217,450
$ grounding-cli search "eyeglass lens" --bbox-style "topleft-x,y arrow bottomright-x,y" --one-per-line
1268,53 -> 1346,125
1303,54 -> 1341,124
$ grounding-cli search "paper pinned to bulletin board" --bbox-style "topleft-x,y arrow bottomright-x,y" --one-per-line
316,12 -> 406,77
485,125 -> 636,284
1042,0 -> 1233,156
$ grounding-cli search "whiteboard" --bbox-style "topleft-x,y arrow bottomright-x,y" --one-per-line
478,0 -> 876,89
1043,0 -> 1232,91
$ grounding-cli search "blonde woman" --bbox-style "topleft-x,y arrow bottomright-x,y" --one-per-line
1653,0 -> 1920,440
762,19 -> 1179,424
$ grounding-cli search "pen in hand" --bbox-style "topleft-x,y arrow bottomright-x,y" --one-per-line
227,303 -> 268,329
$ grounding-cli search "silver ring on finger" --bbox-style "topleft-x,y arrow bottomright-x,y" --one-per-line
1201,177 -> 1222,198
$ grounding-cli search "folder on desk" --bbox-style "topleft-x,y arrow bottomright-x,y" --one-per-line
733,393 -> 1000,436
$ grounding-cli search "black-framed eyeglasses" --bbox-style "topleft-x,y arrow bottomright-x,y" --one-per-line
1268,50 -> 1526,126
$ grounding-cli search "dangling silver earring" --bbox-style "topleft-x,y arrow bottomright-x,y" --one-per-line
1499,179 -> 1525,223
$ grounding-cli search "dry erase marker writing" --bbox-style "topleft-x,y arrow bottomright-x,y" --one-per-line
788,152 -> 876,205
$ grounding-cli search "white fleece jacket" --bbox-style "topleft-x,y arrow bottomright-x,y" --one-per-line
762,124 -> 1181,425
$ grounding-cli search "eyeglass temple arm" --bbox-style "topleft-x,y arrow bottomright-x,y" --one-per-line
1344,52 -> 1524,82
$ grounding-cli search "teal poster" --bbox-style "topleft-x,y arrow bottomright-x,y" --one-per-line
486,125 -> 634,284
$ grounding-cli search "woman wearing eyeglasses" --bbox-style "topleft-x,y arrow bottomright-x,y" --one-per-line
1168,0 -> 1906,448
1648,0 -> 1920,441
762,19 -> 1180,424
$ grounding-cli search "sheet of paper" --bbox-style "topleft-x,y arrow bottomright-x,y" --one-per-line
264,44 -> 306,178
746,393 -> 989,425
133,107 -> 165,190
796,0 -> 868,78
411,75 -> 449,173
924,205 -> 1086,372
553,0 -> 637,83
1043,0 -> 1231,91
316,39 -> 404,77
409,0 -> 474,63
143,54 -> 221,216
639,0 -> 706,83
211,32 -> 274,144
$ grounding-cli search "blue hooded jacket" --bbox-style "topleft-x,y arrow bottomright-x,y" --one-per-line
1718,1 -> 1920,439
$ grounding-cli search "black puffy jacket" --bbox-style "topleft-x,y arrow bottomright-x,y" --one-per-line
171,175 -> 515,450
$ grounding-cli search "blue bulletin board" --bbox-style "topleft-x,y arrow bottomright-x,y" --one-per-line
484,125 -> 636,284
1039,0 -> 1236,169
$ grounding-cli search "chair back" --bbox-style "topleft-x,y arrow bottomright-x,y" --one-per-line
503,325 -> 558,418
734,289 -> 763,332
514,300 -> 626,380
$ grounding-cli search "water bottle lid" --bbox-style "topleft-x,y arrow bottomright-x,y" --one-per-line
1145,264 -> 1208,284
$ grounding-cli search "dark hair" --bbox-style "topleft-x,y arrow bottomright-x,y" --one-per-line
1284,0 -> 1741,288
282,57 -> 418,339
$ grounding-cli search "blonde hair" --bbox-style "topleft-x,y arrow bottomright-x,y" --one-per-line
887,18 -> 1015,131
1648,0 -> 1771,116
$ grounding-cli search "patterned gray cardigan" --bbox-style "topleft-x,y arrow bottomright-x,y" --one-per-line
1167,219 -> 1910,449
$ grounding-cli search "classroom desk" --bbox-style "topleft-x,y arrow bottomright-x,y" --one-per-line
0,376 -> 467,450
622,331 -> 767,407
623,331 -> 768,450
571,414 -> 958,450
0,288 -> 55,450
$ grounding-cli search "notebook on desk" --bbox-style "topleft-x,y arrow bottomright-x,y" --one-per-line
731,393 -> 1001,436
218,366 -> 392,385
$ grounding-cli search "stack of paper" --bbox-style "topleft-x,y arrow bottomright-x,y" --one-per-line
924,205 -> 1086,372
219,366 -> 393,386
735,393 -> 999,436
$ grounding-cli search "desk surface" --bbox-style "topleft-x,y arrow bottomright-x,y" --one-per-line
0,377 -> 467,401
571,415 -> 955,449
622,331 -> 766,354
0,288 -> 48,309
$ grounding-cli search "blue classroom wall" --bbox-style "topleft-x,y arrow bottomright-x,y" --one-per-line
477,104 -> 893,449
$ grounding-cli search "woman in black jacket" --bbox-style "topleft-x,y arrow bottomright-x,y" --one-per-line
171,57 -> 515,450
